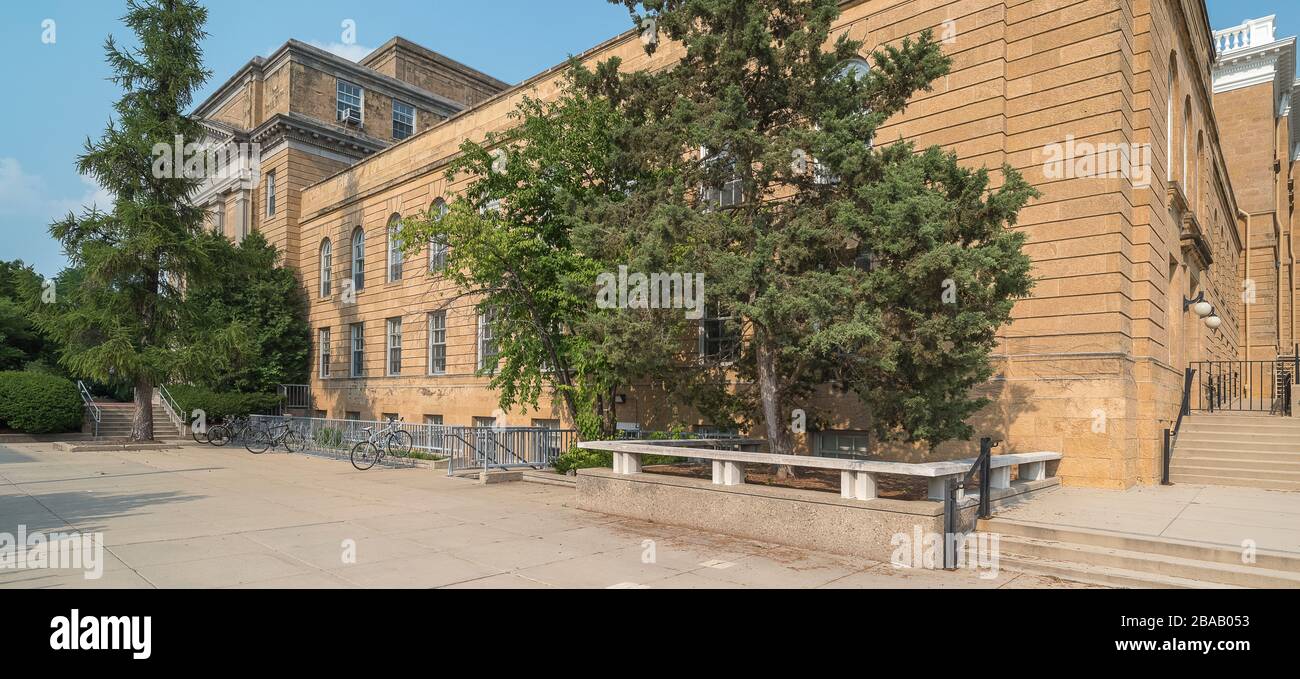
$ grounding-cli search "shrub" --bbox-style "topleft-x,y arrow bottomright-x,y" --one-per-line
552,446 -> 612,474
0,371 -> 84,434
168,385 -> 281,422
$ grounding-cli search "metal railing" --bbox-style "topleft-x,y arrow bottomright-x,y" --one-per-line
247,415 -> 576,473
943,437 -> 996,570
77,380 -> 101,438
1190,359 -> 1296,414
276,384 -> 311,410
1162,367 -> 1196,485
157,385 -> 186,435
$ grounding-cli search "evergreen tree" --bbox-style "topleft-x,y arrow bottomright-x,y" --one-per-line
591,0 -> 1037,452
29,0 -> 217,440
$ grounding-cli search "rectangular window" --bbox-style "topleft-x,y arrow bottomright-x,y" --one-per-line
212,202 -> 224,234
337,79 -> 363,123
473,416 -> 497,428
477,309 -> 498,371
318,328 -> 331,378
701,148 -> 742,208
265,170 -> 277,216
386,318 -> 402,376
429,237 -> 448,272
423,415 -> 443,426
345,411 -> 361,421
699,303 -> 741,361
381,412 -> 399,422
350,323 -> 365,377
392,99 -> 415,140
815,431 -> 873,459
428,311 -> 447,375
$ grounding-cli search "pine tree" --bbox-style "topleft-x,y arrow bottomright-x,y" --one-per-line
593,0 -> 1037,452
31,0 -> 214,441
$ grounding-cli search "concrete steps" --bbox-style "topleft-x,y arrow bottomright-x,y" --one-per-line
92,403 -> 183,440
980,518 -> 1300,589
1170,413 -> 1300,490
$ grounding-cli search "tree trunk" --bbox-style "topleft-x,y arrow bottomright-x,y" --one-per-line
754,328 -> 795,477
131,377 -> 154,442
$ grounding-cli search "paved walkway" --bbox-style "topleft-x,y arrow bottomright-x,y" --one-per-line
995,483 -> 1300,554
0,442 -> 1086,589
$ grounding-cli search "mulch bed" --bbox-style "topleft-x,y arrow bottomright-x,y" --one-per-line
643,462 -> 931,501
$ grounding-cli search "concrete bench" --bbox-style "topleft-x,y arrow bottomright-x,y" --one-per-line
577,440 -> 1062,501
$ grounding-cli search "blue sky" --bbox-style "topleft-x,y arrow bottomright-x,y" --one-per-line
0,1 -> 1292,276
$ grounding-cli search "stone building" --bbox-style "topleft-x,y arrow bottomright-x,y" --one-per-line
193,1 -> 1298,488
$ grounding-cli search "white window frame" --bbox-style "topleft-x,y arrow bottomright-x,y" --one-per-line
386,317 -> 402,376
477,309 -> 498,371
318,328 -> 331,378
337,79 -> 364,123
392,98 -> 416,140
351,227 -> 365,292
319,239 -> 332,298
387,215 -> 403,282
350,323 -> 365,377
699,303 -> 740,361
429,199 -> 448,271
428,311 -> 447,375
265,170 -> 277,216
700,147 -> 742,208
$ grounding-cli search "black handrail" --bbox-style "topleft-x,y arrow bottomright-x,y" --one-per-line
1162,367 -> 1196,486
943,436 -> 997,570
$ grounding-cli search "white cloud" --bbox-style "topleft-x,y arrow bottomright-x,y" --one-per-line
0,157 -> 113,221
307,40 -> 376,62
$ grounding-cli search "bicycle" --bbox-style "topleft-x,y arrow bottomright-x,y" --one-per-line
245,421 -> 305,455
350,416 -> 414,470
207,415 -> 252,447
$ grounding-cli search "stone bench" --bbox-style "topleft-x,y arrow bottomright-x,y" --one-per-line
577,440 -> 1062,501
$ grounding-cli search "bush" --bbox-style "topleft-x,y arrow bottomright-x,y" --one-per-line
168,385 -> 281,422
552,446 -> 612,474
0,371 -> 84,434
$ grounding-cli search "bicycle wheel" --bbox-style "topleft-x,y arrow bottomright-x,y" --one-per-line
246,431 -> 272,455
385,430 -> 414,458
350,441 -> 380,470
191,424 -> 209,445
283,431 -> 305,453
207,425 -> 231,447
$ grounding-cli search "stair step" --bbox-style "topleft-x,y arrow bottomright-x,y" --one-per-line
994,535 -> 1300,588
1174,446 -> 1300,459
1180,434 -> 1300,450
980,518 -> 1300,574
1172,456 -> 1300,473
994,553 -> 1237,589
1168,464 -> 1300,482
1168,473 -> 1300,491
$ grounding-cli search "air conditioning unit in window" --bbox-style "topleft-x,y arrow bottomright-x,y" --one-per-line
338,108 -> 362,126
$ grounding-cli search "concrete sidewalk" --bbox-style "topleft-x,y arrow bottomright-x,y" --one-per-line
993,483 -> 1300,554
0,442 -> 1088,589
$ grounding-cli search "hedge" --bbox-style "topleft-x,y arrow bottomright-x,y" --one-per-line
0,371 -> 85,434
167,385 -> 282,423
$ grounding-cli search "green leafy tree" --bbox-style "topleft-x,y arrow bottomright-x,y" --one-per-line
0,261 -> 55,371
179,231 -> 309,394
588,0 -> 1037,453
27,0 -> 224,440
397,76 -> 680,438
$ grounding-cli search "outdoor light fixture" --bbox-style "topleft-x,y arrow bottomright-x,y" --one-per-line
1183,292 -> 1213,318
1204,313 -> 1223,330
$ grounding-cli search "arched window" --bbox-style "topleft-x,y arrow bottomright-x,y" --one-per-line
387,213 -> 403,282
429,199 -> 448,272
1182,97 -> 1192,187
351,227 -> 365,292
1195,132 -> 1205,215
319,238 -> 332,298
841,57 -> 873,150
1167,53 -> 1177,183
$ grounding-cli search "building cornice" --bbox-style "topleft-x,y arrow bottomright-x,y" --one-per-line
250,111 -> 387,159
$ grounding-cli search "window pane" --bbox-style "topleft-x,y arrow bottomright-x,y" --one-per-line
392,99 -> 415,140
387,318 -> 402,375
387,217 -> 403,281
351,324 -> 364,376
352,229 -> 365,291
428,311 -> 447,374
337,80 -> 363,122
319,328 -> 331,378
